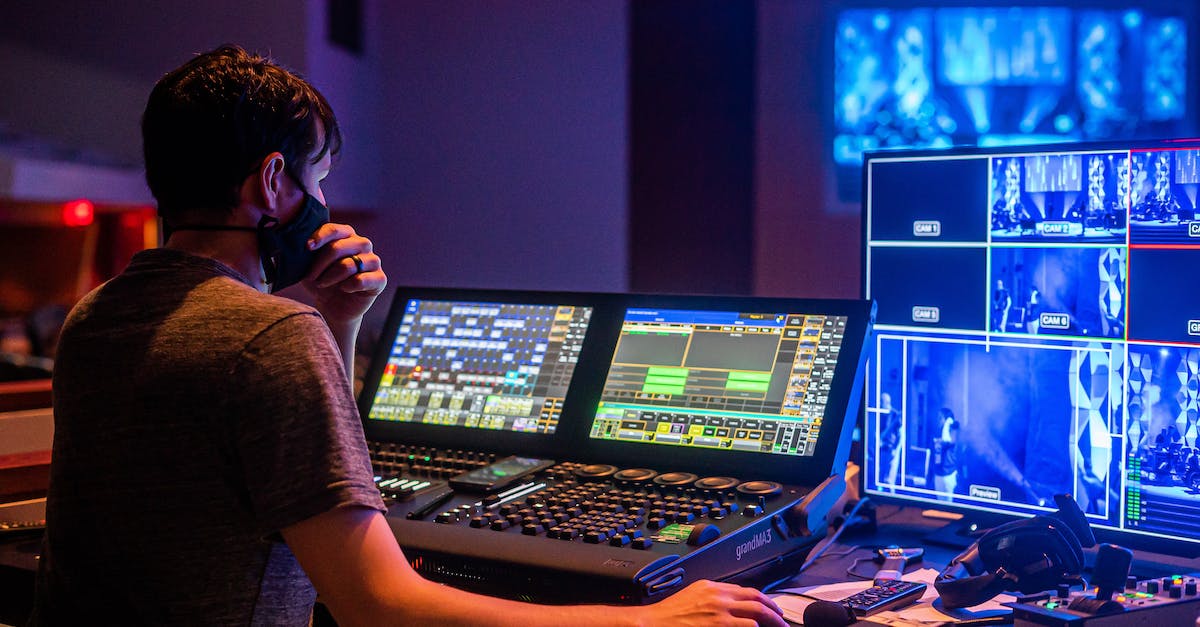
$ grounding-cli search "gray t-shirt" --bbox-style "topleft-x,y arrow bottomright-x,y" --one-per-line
32,248 -> 385,626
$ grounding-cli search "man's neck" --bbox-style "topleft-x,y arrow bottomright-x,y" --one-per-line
164,230 -> 269,293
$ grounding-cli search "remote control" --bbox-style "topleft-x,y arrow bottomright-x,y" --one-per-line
842,580 -> 928,616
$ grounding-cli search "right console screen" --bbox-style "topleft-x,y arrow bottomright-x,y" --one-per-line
590,308 -> 849,457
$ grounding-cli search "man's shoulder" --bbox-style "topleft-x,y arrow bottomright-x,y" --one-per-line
199,281 -> 318,319
188,283 -> 326,345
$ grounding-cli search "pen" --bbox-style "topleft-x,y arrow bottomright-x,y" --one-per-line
406,487 -> 455,520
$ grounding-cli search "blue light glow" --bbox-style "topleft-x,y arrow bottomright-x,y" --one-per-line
832,5 -> 1193,189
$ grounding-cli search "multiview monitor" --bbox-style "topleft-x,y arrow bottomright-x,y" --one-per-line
862,138 -> 1200,552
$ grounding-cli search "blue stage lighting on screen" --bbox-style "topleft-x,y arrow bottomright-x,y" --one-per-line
831,4 -> 1195,202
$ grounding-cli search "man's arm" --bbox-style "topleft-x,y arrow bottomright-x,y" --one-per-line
302,223 -> 385,385
282,507 -> 786,627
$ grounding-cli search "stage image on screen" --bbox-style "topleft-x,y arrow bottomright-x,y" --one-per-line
989,152 -> 1126,242
866,334 -> 1120,523
367,299 -> 592,434
1124,345 -> 1200,538
833,5 -> 1194,200
590,308 -> 848,457
865,138 -> 1200,547
1129,148 -> 1200,244
989,246 -> 1126,338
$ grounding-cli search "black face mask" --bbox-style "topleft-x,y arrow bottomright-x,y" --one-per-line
164,193 -> 329,293
256,193 -> 329,292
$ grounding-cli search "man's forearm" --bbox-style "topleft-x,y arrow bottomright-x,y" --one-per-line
325,317 -> 361,387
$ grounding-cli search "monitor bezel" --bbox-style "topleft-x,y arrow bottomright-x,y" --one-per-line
357,286 -> 614,459
575,294 -> 875,487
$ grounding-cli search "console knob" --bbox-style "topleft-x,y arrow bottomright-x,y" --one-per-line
613,468 -> 658,482
653,472 -> 699,486
694,476 -> 739,491
736,480 -> 783,497
686,523 -> 722,546
574,464 -> 618,480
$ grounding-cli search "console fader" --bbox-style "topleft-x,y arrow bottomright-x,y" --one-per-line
377,455 -> 844,605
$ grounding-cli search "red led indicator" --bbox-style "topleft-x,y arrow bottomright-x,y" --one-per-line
62,199 -> 95,227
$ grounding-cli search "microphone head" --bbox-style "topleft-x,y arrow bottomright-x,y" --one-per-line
802,600 -> 857,626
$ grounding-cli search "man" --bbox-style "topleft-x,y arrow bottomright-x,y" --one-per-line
991,279 -> 1011,332
33,46 -> 784,626
876,392 -> 902,488
930,408 -> 959,500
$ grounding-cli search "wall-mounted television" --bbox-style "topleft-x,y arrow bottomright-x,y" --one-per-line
832,1 -> 1197,200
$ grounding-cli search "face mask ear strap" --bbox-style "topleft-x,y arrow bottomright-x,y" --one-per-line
256,214 -> 282,287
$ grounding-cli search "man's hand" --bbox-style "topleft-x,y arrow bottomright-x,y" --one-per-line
303,222 -> 387,326
638,580 -> 787,627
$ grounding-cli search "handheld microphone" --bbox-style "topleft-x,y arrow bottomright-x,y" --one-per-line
802,600 -> 857,626
874,546 -> 924,583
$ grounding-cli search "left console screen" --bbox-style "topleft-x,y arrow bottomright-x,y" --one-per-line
366,299 -> 593,435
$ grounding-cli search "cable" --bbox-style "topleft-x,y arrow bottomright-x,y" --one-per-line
760,497 -> 877,593
846,555 -> 880,580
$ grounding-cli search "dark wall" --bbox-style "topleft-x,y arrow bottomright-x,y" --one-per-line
756,1 -> 860,300
375,1 -> 629,302
629,1 -> 756,295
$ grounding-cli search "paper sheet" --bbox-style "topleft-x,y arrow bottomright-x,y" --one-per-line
768,567 -> 1014,625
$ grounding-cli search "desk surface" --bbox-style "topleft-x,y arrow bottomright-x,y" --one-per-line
779,503 -> 1200,589
4,502 -> 1200,614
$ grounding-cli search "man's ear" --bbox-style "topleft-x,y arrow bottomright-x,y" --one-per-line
241,152 -> 289,217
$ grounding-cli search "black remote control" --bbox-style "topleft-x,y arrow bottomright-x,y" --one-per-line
841,580 -> 927,616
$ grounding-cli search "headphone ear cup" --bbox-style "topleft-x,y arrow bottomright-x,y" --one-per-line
935,542 -> 1009,609
1051,493 -> 1096,548
1046,519 -> 1084,573
934,500 -> 1093,609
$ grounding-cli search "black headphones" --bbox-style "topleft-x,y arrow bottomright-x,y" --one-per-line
934,494 -> 1096,609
